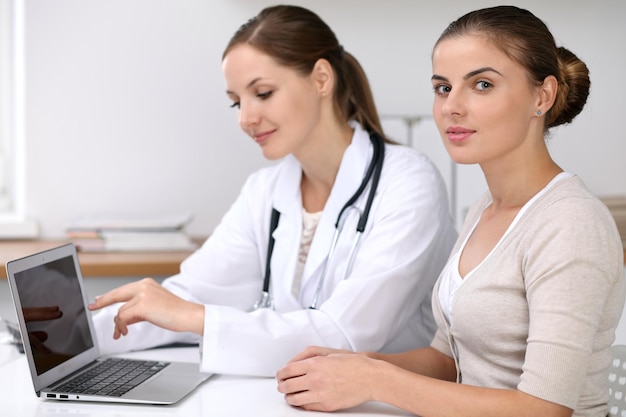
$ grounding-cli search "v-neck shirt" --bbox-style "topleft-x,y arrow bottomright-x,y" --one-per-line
438,172 -> 574,324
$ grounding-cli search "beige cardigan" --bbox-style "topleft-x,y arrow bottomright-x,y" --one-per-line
431,176 -> 625,417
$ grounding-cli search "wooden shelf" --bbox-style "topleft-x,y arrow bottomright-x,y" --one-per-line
0,239 -> 199,279
0,238 -> 623,280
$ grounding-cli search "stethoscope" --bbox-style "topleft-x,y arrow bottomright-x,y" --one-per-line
251,131 -> 385,311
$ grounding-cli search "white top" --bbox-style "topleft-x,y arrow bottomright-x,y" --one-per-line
438,172 -> 574,324
292,209 -> 322,298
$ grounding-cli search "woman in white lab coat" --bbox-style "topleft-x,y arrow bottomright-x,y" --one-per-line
89,5 -> 457,377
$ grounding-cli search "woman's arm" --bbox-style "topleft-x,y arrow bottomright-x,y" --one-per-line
276,350 -> 572,417
289,345 -> 458,381
368,346 -> 457,382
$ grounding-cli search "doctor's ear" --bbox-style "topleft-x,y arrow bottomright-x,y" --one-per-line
311,58 -> 335,97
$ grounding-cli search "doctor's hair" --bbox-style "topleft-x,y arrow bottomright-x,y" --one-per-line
223,4 -> 391,142
435,5 -> 590,131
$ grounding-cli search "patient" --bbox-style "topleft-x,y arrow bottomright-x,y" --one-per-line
276,6 -> 626,417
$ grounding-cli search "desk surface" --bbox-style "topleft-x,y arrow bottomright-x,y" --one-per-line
0,337 -> 411,417
0,240 -> 200,279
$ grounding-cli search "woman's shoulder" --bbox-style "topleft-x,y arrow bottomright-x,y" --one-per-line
384,142 -> 434,163
238,157 -> 304,209
537,175 -> 611,218
381,144 -> 451,202
383,143 -> 444,179
523,175 -> 622,260
244,157 -> 297,185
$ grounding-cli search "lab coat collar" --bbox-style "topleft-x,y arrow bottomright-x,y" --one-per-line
325,121 -> 372,215
270,120 -> 372,217
302,122 -> 374,289
269,122 -> 374,305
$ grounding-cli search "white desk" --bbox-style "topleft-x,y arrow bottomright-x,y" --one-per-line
0,332 -> 412,417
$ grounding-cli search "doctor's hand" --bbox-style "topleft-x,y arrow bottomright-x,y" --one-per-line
88,278 -> 205,339
276,346 -> 380,412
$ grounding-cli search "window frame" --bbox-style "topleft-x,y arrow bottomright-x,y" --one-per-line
0,0 -> 15,215
0,0 -> 36,237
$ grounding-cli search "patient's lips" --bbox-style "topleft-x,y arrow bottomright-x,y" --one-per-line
446,125 -> 475,143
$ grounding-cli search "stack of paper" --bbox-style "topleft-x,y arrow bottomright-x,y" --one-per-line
66,213 -> 198,252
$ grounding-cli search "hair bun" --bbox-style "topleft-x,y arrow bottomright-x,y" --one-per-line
548,47 -> 590,128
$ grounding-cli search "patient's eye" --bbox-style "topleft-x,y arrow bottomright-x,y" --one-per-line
433,84 -> 451,96
475,80 -> 493,91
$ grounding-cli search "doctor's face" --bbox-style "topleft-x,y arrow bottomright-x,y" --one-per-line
431,34 -> 540,168
222,44 -> 324,161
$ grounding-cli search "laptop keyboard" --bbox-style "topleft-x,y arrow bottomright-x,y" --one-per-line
54,358 -> 170,397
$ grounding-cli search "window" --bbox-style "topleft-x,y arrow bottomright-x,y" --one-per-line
0,0 -> 35,237
0,0 -> 14,215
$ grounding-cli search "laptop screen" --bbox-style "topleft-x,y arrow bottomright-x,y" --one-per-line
13,254 -> 94,375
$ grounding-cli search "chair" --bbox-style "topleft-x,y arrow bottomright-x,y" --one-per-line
609,345 -> 626,417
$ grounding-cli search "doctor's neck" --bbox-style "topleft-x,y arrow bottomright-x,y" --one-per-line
298,123 -> 353,213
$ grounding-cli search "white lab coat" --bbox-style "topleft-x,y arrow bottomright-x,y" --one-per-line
93,122 -> 457,376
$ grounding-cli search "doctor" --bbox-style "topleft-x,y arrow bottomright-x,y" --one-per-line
89,5 -> 457,377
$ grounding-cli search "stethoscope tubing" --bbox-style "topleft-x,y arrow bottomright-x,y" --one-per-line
262,208 -> 281,291
252,131 -> 385,312
310,228 -> 363,310
309,223 -> 342,310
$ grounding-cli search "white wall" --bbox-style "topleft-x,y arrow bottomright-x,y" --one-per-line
0,0 -> 623,345
21,0 -> 626,237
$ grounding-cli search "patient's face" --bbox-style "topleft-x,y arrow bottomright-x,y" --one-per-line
431,34 -> 540,167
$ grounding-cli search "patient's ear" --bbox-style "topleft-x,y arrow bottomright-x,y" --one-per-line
536,74 -> 558,112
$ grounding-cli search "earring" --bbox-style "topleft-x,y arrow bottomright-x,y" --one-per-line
537,110 -> 542,115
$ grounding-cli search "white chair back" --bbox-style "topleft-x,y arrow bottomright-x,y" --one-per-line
609,345 -> 626,417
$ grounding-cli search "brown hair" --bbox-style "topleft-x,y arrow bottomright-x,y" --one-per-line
435,5 -> 590,131
223,5 -> 390,141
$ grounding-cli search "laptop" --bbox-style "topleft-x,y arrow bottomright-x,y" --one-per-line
5,243 -> 211,404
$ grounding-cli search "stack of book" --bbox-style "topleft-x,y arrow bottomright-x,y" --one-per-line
66,213 -> 198,252
601,196 -> 626,247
